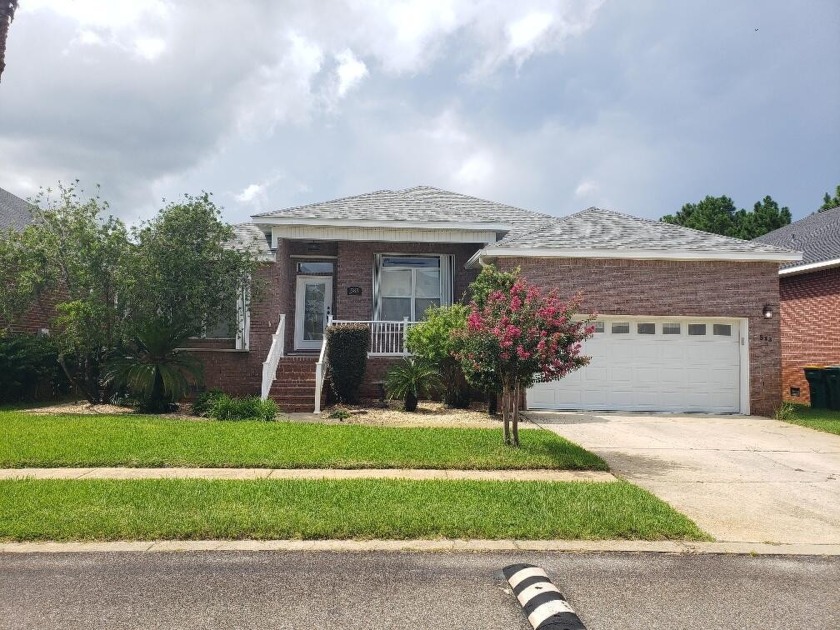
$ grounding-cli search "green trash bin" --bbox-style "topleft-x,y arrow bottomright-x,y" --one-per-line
804,367 -> 829,409
824,366 -> 840,411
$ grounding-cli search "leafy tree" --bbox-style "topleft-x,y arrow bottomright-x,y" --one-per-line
405,304 -> 471,408
662,195 -> 739,236
0,183 -> 262,408
103,320 -> 203,412
22,183 -> 131,402
662,194 -> 791,239
126,193 -> 261,336
734,196 -> 792,240
467,264 -> 518,309
819,185 -> 840,212
456,279 -> 593,446
0,1 -> 18,83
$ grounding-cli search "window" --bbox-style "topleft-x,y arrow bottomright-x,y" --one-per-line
713,324 -> 732,336
297,261 -> 334,274
637,323 -> 656,335
662,323 -> 681,335
205,316 -> 235,339
688,324 -> 707,336
611,322 -> 630,334
379,256 -> 441,321
593,321 -> 605,333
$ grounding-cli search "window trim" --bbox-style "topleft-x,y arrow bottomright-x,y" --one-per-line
373,253 -> 454,321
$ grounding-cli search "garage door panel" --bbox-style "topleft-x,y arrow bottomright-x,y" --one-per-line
527,317 -> 742,413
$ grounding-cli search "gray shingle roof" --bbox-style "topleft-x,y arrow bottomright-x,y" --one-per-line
252,185 -> 553,238
753,206 -> 840,269
0,187 -> 34,232
230,222 -> 273,259
492,207 -> 798,256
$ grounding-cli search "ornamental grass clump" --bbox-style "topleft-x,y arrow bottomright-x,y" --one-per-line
456,277 -> 594,446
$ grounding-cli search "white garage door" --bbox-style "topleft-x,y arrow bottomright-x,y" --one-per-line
528,317 -> 745,413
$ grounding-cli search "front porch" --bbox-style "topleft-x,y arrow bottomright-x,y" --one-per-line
261,315 -> 418,413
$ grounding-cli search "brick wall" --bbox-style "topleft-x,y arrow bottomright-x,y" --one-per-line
334,241 -> 481,321
496,257 -> 783,416
779,267 -> 840,404
185,258 -> 283,396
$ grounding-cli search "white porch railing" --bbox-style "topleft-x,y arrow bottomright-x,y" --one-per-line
313,315 -> 333,414
260,315 -> 286,400
331,318 -> 417,356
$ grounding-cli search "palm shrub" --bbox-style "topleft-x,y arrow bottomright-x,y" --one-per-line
384,357 -> 442,412
103,319 -> 203,413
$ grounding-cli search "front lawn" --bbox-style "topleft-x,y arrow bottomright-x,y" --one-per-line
783,404 -> 840,436
0,412 -> 606,470
0,478 -> 707,541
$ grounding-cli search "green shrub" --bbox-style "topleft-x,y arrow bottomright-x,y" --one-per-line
192,389 -> 225,417
328,407 -> 351,421
0,333 -> 70,403
406,304 -> 471,408
326,324 -> 370,404
209,394 -> 278,421
774,402 -> 796,422
385,358 -> 442,412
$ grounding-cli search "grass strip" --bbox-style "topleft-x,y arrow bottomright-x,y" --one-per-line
783,404 -> 840,436
0,478 -> 708,541
0,412 -> 606,470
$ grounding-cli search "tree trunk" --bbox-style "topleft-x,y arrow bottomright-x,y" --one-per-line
512,383 -> 520,447
502,385 -> 511,445
57,354 -> 97,404
404,392 -> 418,412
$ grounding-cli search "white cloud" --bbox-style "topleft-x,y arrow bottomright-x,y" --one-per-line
335,49 -> 369,98
236,183 -> 264,204
506,11 -> 555,65
455,152 -> 495,187
133,37 -> 167,61
575,179 -> 598,198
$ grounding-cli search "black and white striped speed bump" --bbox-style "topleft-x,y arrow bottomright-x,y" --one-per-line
503,564 -> 587,630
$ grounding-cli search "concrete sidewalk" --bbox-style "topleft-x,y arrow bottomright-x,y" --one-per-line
0,467 -> 616,482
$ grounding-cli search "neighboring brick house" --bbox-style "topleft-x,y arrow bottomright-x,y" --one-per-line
754,207 -> 840,404
188,186 -> 798,416
0,186 -> 57,334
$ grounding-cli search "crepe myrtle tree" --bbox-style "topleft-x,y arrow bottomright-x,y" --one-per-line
455,279 -> 594,446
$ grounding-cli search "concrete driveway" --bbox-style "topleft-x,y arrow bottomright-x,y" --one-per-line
528,412 -> 840,545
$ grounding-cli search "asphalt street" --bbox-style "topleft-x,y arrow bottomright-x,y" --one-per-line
1,551 -> 838,630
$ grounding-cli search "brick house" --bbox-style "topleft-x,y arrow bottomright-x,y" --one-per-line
754,207 -> 840,404
188,186 -> 799,416
0,186 -> 58,334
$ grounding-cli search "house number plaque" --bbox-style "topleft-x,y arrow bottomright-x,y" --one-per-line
347,286 -> 363,296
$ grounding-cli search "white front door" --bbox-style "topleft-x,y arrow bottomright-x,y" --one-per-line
294,276 -> 333,350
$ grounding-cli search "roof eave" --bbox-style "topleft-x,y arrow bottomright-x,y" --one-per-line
251,216 -> 512,232
779,257 -> 840,276
475,247 -> 802,264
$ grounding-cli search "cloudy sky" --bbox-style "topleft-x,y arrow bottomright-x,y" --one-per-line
1,0 -> 838,225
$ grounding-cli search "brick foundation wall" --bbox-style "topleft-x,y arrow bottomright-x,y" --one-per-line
496,257 -> 783,417
779,267 -> 840,404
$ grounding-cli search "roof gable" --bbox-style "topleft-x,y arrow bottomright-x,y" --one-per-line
252,185 -> 552,238
753,206 -> 840,269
